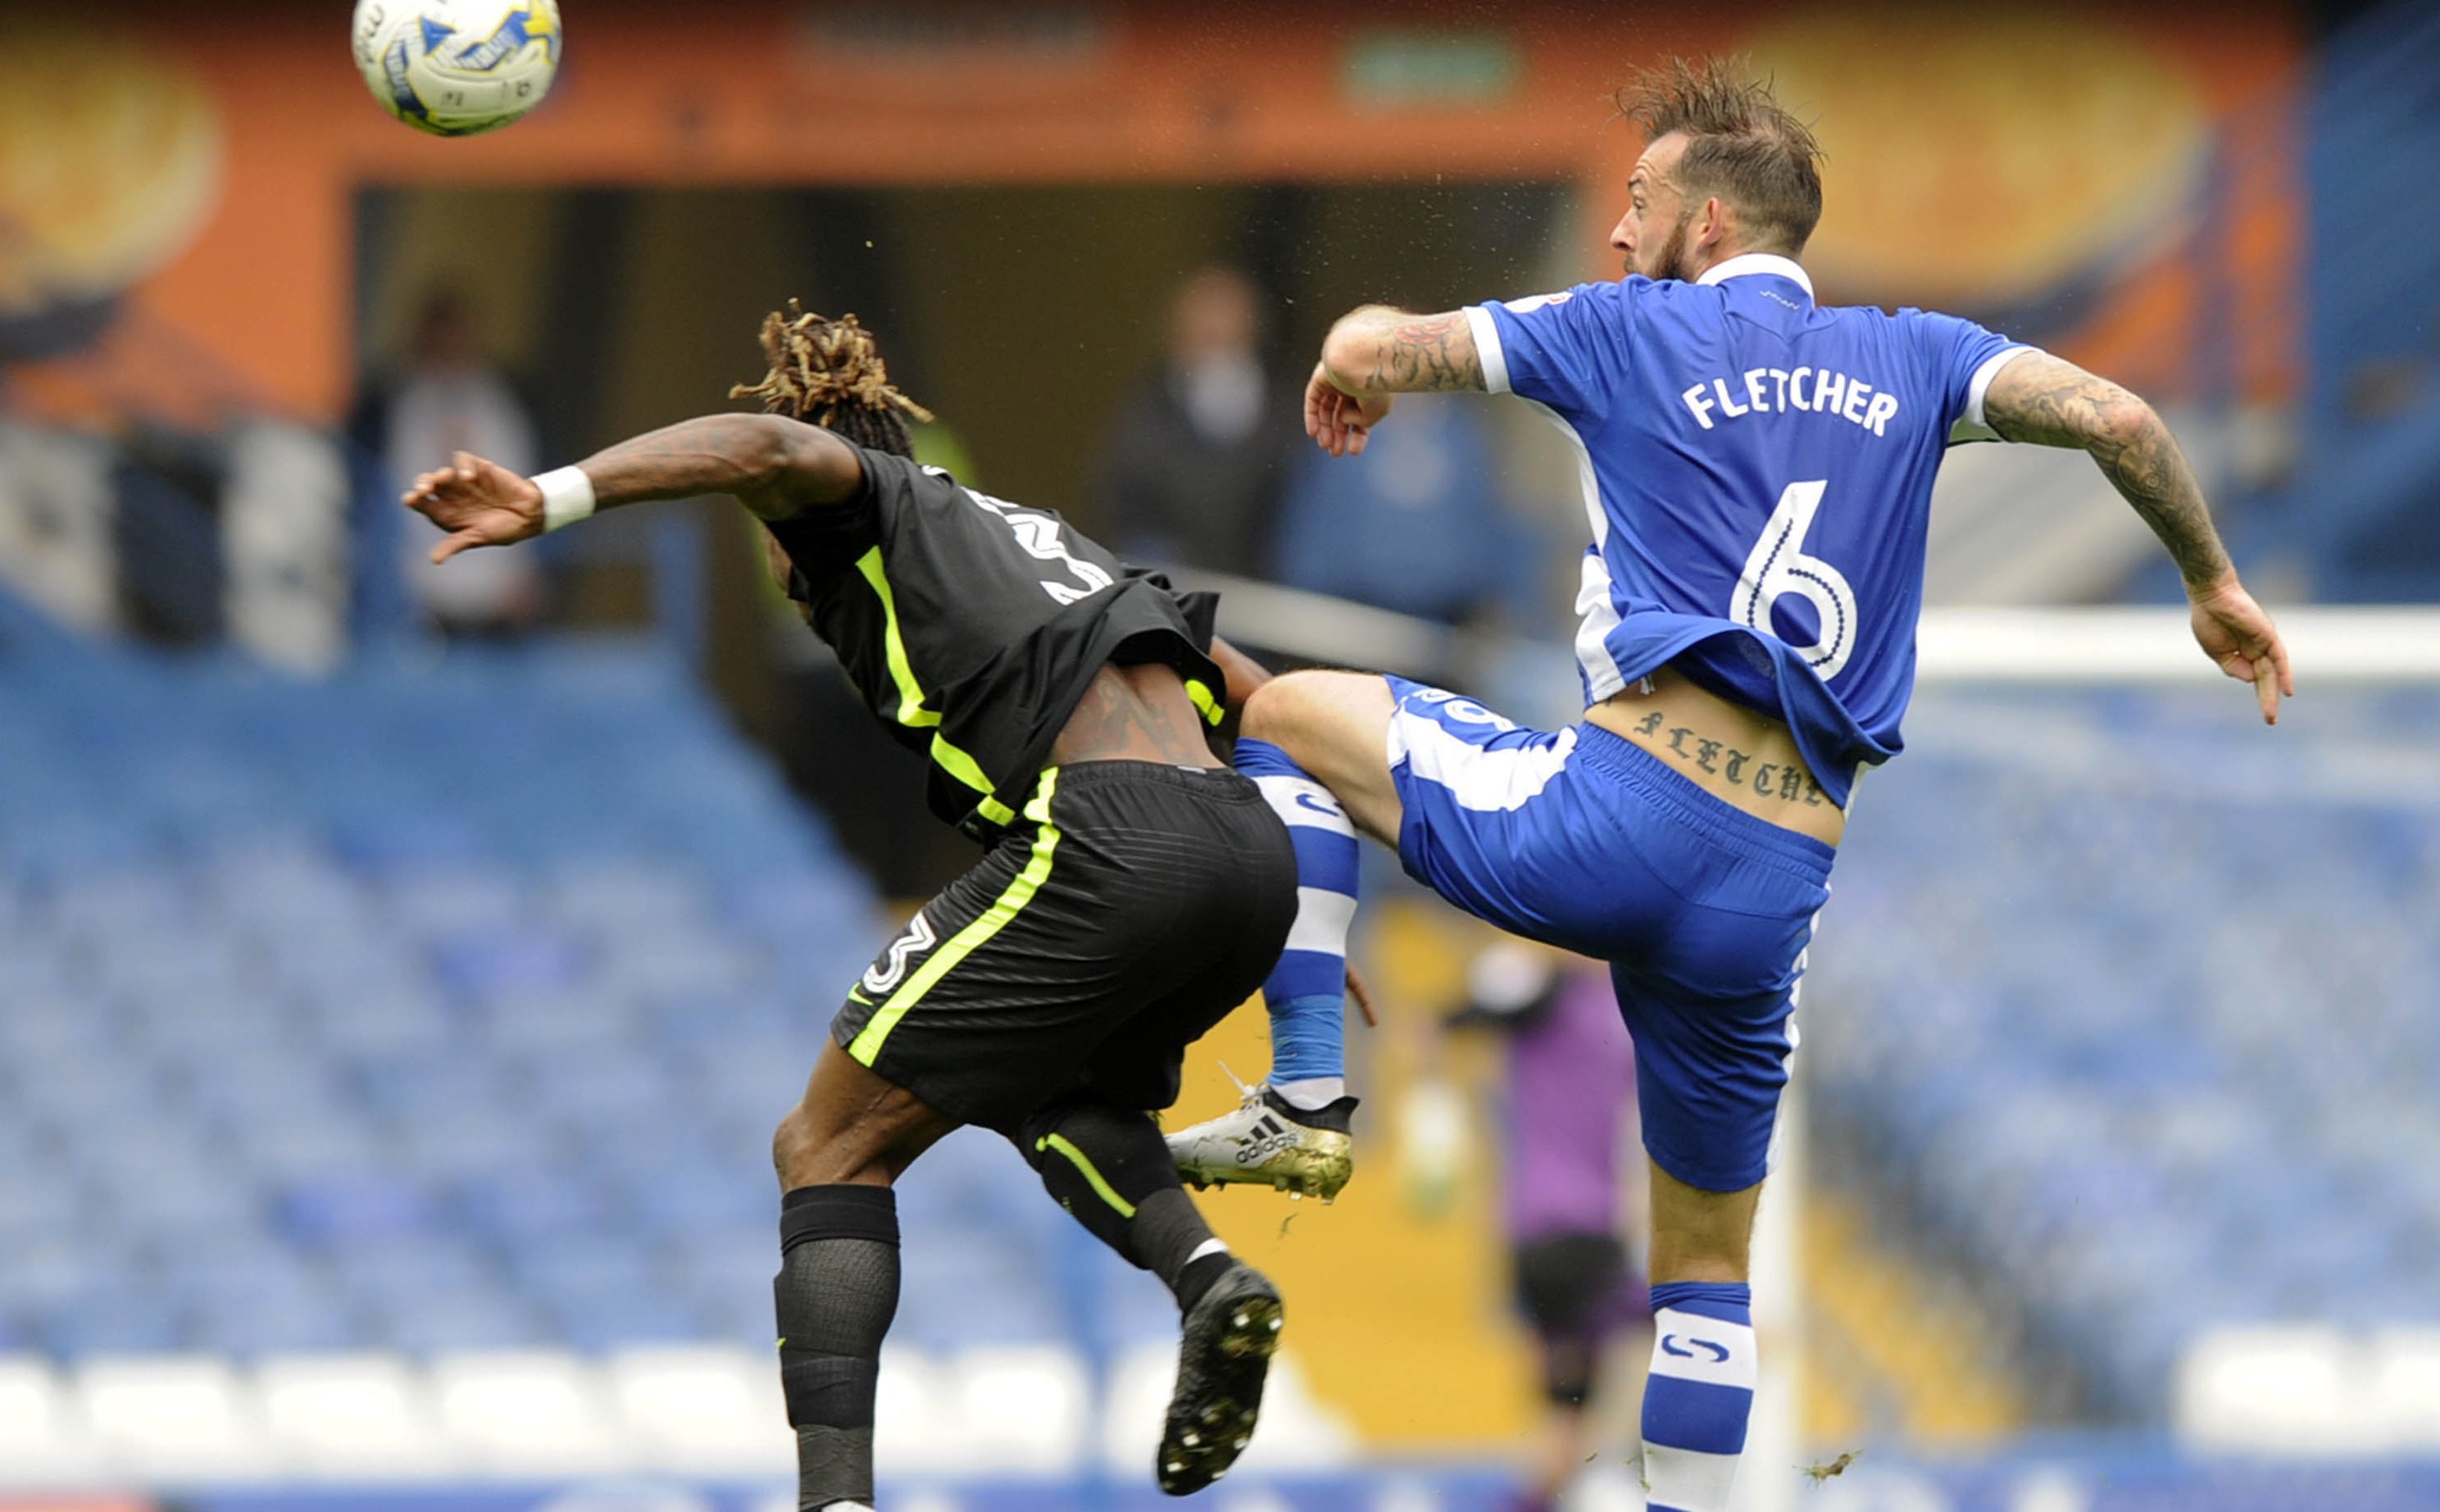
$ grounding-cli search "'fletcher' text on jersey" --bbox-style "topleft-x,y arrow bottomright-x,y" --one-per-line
1681,366 -> 1898,436
1464,251 -> 2032,804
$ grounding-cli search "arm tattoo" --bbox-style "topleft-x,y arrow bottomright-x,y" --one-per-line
1333,306 -> 1485,394
1983,353 -> 2232,588
576,415 -> 854,522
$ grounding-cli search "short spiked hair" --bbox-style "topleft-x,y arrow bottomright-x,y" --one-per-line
1617,57 -> 1824,256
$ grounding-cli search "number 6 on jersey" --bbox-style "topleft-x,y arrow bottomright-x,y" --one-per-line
1731,479 -> 1858,681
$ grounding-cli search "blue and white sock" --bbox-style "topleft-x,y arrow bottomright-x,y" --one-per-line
1642,1281 -> 1757,1512
1233,738 -> 1359,1111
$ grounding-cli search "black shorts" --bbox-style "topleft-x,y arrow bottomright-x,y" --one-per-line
1515,1232 -> 1633,1339
1513,1231 -> 1636,1405
832,761 -> 1298,1133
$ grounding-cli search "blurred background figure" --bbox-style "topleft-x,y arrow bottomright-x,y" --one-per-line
1091,266 -> 1300,574
1406,942 -> 1649,1512
359,288 -> 543,640
1271,393 -> 1534,626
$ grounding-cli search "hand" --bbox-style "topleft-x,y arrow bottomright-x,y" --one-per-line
2188,574 -> 2293,724
1343,961 -> 1379,1029
403,451 -> 546,564
1303,364 -> 1393,457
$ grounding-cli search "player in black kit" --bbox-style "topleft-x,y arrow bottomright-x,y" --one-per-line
406,306 -> 1297,1508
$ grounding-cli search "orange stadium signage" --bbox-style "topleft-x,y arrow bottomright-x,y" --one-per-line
3,1 -> 2301,421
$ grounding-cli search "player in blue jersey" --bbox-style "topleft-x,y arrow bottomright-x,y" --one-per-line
1171,57 -> 2292,1512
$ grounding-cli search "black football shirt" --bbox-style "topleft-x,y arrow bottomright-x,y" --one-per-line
766,445 -> 1226,839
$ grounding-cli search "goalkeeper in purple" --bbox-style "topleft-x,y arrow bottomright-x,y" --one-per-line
1250,58 -> 2292,1512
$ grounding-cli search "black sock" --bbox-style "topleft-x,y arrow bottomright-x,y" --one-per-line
1137,1188 -> 1236,1313
775,1184 -> 899,1512
1016,1095 -> 1232,1310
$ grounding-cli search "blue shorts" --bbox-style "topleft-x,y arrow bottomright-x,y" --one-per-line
1384,678 -> 1834,1192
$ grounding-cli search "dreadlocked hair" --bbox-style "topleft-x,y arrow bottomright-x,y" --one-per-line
730,301 -> 935,461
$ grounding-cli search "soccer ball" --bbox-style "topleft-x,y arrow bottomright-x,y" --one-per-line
351,1 -> 562,137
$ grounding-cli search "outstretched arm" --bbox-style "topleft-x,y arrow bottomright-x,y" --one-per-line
1981,351 -> 2294,723
1305,306 -> 1484,458
404,414 -> 864,563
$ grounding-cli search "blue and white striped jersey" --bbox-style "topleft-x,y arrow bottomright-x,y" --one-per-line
1467,253 -> 2028,805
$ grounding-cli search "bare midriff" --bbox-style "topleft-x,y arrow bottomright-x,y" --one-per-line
1047,661 -> 1226,770
1583,664 -> 1845,847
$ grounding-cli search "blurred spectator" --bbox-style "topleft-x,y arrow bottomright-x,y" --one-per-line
1271,393 -> 1529,625
1090,266 -> 1299,575
1406,942 -> 1648,1512
363,288 -> 544,639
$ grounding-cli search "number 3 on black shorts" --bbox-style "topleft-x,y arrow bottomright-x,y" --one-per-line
860,911 -> 939,998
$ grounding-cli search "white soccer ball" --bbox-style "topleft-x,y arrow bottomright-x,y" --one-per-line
351,0 -> 562,138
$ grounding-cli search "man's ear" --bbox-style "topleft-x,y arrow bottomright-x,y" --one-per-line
1695,196 -> 1729,253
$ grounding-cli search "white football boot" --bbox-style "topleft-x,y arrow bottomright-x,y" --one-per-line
1166,1074 -> 1358,1201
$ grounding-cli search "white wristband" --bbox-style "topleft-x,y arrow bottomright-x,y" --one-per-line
534,465 -> 597,533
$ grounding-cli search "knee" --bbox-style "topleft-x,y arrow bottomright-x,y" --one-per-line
773,1092 -> 893,1191
1239,675 -> 1296,743
1013,1095 -> 1164,1193
1011,1095 -> 1094,1173
772,1097 -> 829,1188
775,1083 -> 954,1192
1242,670 -> 1347,746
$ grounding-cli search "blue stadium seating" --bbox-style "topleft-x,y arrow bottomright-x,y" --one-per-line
22,629 -> 2422,1432
1808,683 -> 2440,1419
0,639 -> 1115,1362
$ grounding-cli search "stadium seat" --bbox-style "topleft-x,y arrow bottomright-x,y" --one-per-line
602,1345 -> 794,1473
76,1355 -> 275,1479
427,1349 -> 627,1473
275,1174 -> 442,1248
254,1352 -> 449,1475
544,862 -> 711,939
896,1242 -> 1066,1351
0,1172 -> 85,1241
2368,1330 -> 2440,1451
943,1346 -> 1091,1475
0,1354 -> 100,1478
190,1296 -> 366,1360
2174,1326 -> 2388,1455
34,1297 -> 189,1361
375,1292 -> 554,1355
